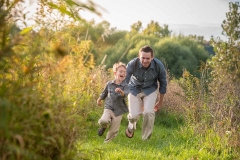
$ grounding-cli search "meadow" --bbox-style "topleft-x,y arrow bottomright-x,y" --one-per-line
80,110 -> 235,160
0,1 -> 239,159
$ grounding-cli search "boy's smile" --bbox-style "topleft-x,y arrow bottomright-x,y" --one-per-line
115,66 -> 126,84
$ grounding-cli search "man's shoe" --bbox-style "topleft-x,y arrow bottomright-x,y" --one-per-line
125,128 -> 134,138
98,128 -> 106,136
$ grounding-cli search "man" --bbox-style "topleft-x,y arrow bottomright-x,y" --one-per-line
125,45 -> 167,140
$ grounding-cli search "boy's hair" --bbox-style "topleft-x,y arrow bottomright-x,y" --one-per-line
113,62 -> 126,72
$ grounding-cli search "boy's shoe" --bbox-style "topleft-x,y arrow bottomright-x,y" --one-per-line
104,138 -> 113,144
98,128 -> 106,136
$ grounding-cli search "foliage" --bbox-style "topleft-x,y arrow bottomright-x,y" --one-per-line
156,39 -> 194,77
33,0 -> 103,30
210,2 -> 240,81
166,2 -> 240,150
129,21 -> 142,36
164,66 -> 239,158
103,38 -> 132,68
208,2 -> 240,130
176,36 -> 209,63
0,0 -> 106,159
102,27 -> 209,78
142,20 -> 171,38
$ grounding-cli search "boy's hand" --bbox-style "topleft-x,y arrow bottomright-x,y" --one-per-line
97,98 -> 102,106
115,88 -> 124,97
115,88 -> 122,93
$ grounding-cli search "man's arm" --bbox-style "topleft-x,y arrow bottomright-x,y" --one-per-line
158,67 -> 167,95
155,59 -> 167,112
125,59 -> 135,84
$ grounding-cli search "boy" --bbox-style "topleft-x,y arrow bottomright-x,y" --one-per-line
97,62 -> 129,143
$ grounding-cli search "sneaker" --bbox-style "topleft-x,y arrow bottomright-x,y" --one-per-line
98,128 -> 106,136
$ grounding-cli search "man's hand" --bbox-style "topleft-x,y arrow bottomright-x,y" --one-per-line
154,101 -> 162,112
154,93 -> 164,112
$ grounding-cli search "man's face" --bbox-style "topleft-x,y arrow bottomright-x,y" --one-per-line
139,51 -> 153,68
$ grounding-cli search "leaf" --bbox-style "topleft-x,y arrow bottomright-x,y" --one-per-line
19,27 -> 33,35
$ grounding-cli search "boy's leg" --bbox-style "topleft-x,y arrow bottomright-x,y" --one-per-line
98,109 -> 112,128
142,90 -> 158,140
104,113 -> 122,143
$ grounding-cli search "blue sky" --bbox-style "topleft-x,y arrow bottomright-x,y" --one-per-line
80,0 -> 237,40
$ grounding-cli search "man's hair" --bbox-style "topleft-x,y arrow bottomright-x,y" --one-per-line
113,62 -> 126,72
139,45 -> 154,57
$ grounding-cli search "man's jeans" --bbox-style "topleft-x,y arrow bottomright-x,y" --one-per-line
127,90 -> 158,140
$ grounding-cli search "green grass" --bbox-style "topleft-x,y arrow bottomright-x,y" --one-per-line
79,110 -> 236,160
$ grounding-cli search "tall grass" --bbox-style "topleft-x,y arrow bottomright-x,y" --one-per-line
0,33 -> 109,159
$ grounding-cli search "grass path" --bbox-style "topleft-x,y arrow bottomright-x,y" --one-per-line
79,110 -> 233,160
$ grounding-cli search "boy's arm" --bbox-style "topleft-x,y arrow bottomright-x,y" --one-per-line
97,82 -> 109,106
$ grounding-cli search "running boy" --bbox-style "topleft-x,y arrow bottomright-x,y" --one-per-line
97,62 -> 129,143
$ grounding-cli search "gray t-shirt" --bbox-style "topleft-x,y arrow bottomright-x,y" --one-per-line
99,80 -> 129,116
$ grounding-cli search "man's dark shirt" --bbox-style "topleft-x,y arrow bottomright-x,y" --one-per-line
125,57 -> 167,96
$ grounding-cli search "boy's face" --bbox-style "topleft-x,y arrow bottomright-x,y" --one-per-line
114,66 -> 126,82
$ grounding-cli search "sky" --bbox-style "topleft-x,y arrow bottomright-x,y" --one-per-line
80,0 -> 238,41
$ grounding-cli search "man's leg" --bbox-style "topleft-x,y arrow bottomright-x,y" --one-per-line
142,90 -> 158,140
127,93 -> 143,132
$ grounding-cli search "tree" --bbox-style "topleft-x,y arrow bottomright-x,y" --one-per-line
154,38 -> 198,77
210,2 -> 240,80
142,20 -> 171,38
177,37 -> 209,69
129,21 -> 142,36
207,2 -> 240,136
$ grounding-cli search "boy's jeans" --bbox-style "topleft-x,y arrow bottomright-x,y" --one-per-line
98,109 -> 122,143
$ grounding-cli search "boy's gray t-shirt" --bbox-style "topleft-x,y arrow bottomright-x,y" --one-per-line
99,80 -> 129,116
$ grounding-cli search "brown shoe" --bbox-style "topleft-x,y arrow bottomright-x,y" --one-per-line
98,128 -> 106,136
125,128 -> 134,138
